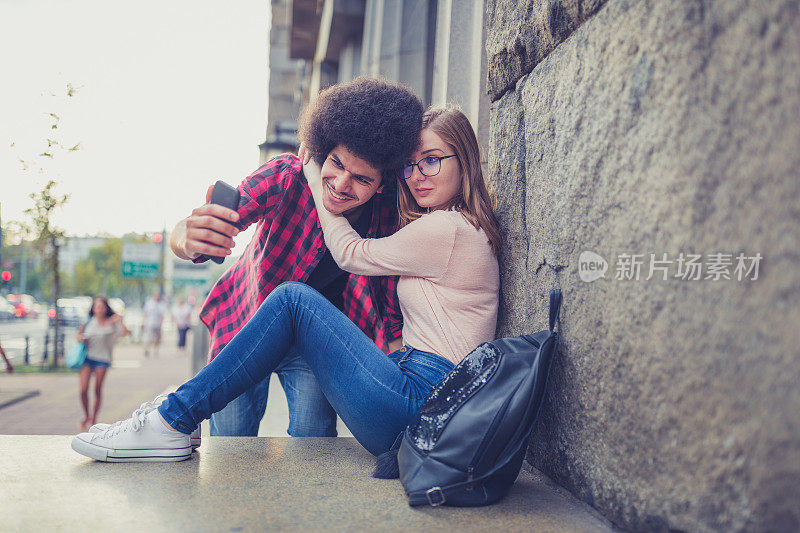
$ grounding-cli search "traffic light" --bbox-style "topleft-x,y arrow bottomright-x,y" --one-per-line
1,270 -> 10,282
153,233 -> 163,244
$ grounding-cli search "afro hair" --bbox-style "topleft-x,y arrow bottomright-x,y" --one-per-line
298,77 -> 424,185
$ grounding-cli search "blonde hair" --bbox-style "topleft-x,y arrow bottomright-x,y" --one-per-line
397,104 -> 502,255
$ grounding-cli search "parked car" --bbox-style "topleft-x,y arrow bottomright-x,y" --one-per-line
7,294 -> 41,319
0,296 -> 16,321
49,298 -> 91,327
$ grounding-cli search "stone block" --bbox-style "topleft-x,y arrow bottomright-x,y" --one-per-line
485,0 -> 609,100
487,0 -> 800,530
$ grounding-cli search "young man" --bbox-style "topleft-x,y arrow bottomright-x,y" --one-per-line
169,78 -> 423,438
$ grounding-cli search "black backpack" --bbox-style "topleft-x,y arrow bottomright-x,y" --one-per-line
391,289 -> 562,507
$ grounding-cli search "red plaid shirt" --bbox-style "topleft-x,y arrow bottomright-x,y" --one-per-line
196,154 -> 403,362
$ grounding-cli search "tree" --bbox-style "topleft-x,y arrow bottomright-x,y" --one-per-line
25,180 -> 69,366
17,84 -> 81,367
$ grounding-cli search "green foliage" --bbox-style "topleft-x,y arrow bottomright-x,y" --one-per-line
68,236 -> 158,302
73,238 -> 121,295
24,179 -> 69,252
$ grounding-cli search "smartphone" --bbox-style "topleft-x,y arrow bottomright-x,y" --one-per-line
207,180 -> 241,264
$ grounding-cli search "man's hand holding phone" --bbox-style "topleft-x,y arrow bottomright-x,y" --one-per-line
171,182 -> 241,262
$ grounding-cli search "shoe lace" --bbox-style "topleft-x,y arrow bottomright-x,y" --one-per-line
94,393 -> 169,440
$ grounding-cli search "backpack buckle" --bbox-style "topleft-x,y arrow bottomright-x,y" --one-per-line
426,486 -> 446,507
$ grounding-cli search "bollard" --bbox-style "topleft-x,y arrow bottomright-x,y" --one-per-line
191,322 -> 211,377
43,331 -> 49,363
24,336 -> 29,365
56,332 -> 65,366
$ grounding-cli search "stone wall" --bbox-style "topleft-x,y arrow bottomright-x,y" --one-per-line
486,0 -> 800,531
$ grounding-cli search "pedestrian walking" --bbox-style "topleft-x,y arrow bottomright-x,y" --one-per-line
143,292 -> 167,357
0,339 -> 13,373
77,296 -> 131,431
172,297 -> 193,351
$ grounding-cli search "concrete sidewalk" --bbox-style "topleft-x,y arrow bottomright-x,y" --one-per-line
0,340 -> 190,434
0,335 -> 351,437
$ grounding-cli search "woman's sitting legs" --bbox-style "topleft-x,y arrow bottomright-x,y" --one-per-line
72,282 -> 453,461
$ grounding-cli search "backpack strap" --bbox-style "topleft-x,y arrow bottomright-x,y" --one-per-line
406,438 -> 529,507
548,289 -> 562,332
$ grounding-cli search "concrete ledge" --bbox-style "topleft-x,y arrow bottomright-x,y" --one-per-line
0,435 -> 615,532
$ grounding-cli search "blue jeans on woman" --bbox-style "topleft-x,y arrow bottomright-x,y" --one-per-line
158,282 -> 454,455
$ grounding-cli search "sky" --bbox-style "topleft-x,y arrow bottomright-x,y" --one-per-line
0,0 -> 270,245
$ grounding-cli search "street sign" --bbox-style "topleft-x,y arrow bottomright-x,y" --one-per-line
171,259 -> 212,288
121,242 -> 161,279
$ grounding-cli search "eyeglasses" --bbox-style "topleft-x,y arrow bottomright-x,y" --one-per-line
401,155 -> 458,180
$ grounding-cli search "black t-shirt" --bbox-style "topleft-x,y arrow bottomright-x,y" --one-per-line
305,203 -> 373,311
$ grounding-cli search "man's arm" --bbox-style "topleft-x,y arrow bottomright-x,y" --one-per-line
381,275 -> 404,351
170,183 -> 240,261
170,157 -> 296,261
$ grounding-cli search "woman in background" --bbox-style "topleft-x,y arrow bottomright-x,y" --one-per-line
77,296 -> 130,430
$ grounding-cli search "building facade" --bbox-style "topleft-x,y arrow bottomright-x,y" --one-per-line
262,0 -> 489,157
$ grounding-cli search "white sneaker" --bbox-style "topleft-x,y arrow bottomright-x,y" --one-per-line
91,418 -> 201,450
72,396 -> 192,462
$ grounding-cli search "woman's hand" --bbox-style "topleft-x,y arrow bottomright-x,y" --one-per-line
300,143 -> 324,198
298,143 -> 312,165
110,314 -> 131,336
299,143 -> 339,231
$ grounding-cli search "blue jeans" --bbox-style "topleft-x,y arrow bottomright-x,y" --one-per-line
159,282 -> 454,455
208,347 -> 338,437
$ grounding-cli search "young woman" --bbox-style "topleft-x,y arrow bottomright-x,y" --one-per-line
77,296 -> 131,430
71,105 -> 502,461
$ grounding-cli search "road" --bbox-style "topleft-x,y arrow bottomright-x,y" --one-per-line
0,308 -> 163,366
0,316 -> 68,365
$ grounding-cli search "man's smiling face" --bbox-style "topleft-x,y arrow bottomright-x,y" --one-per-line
318,145 -> 384,216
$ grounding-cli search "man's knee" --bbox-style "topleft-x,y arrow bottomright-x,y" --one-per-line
272,281 -> 315,302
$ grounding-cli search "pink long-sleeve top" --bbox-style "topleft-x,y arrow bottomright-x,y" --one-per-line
324,209 -> 500,364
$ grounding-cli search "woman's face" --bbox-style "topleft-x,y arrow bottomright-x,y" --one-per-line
93,298 -> 109,317
404,128 -> 462,211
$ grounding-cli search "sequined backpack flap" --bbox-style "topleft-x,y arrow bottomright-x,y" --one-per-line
396,289 -> 562,507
